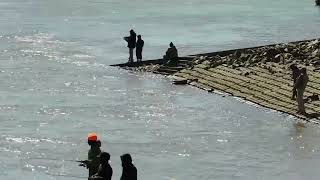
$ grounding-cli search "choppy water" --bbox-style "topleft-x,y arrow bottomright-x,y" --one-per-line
1,0 -> 320,179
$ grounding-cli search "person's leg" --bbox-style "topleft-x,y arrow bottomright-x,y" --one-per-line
136,49 -> 142,62
292,87 -> 297,100
139,51 -> 142,61
129,48 -> 133,62
297,89 -> 306,114
136,50 -> 139,62
139,50 -> 142,61
128,48 -> 131,62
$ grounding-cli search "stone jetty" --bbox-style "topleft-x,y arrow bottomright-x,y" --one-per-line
112,39 -> 320,123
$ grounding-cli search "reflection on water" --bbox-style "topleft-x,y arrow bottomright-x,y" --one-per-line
0,0 -> 320,179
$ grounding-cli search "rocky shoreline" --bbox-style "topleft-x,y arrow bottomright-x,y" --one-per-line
117,39 -> 320,123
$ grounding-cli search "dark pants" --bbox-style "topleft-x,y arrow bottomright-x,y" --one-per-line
136,48 -> 142,61
129,48 -> 134,62
292,87 -> 297,100
297,88 -> 306,113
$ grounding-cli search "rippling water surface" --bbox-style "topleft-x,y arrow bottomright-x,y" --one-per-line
1,0 -> 320,179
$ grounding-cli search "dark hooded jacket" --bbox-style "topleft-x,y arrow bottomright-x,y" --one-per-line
120,154 -> 137,180
127,30 -> 136,48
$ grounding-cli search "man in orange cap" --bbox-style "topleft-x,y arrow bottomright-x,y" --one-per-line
87,132 -> 97,141
80,133 -> 102,178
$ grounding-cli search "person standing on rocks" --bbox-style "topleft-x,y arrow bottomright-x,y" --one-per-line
136,35 -> 144,62
290,64 -> 301,100
295,67 -> 309,115
124,29 -> 137,63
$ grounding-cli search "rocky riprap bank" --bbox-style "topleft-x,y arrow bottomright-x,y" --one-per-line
113,39 -> 320,123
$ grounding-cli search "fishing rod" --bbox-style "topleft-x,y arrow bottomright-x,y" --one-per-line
25,157 -> 88,163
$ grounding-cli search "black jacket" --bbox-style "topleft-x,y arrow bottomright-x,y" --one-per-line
128,33 -> 136,48
136,39 -> 144,50
120,164 -> 137,180
96,163 -> 113,180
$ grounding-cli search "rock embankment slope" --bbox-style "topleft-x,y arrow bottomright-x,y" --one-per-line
172,39 -> 320,122
115,39 -> 320,123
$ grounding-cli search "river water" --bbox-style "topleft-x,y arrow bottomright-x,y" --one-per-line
1,0 -> 320,179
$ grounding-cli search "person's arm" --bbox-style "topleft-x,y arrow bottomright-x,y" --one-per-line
123,36 -> 129,42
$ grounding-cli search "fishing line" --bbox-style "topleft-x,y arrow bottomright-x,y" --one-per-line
25,157 -> 83,162
45,172 -> 87,179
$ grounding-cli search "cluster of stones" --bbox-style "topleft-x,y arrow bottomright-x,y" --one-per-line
171,39 -> 320,122
191,39 -> 320,71
123,64 -> 162,72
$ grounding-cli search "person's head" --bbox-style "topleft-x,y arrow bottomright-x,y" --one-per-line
97,140 -> 101,148
130,29 -> 135,35
169,42 -> 174,47
301,67 -> 307,74
289,64 -> 298,70
120,153 -> 132,166
137,35 -> 141,39
99,152 -> 110,164
87,132 -> 97,146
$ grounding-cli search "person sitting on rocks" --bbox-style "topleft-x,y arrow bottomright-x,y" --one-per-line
295,67 -> 309,115
163,42 -> 178,66
290,64 -> 301,100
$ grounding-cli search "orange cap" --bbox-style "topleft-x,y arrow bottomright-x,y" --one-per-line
87,132 -> 97,141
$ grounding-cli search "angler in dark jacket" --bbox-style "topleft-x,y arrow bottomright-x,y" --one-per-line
124,29 -> 136,63
79,133 -> 101,178
120,154 -> 137,180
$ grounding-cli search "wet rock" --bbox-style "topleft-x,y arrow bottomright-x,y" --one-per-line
291,49 -> 302,58
311,49 -> 320,57
239,53 -> 251,62
311,57 -> 320,66
273,54 -> 283,63
173,79 -> 188,85
264,48 -> 280,60
202,60 -> 211,66
233,50 -> 242,59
